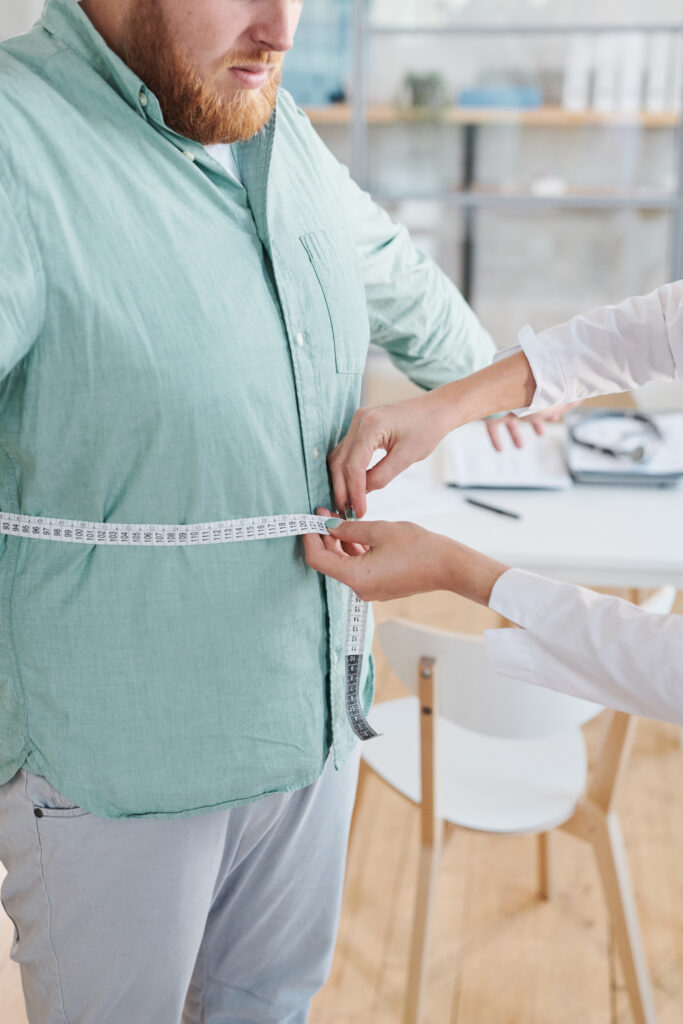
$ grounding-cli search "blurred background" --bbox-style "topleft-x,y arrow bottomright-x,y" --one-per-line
281,0 -> 683,402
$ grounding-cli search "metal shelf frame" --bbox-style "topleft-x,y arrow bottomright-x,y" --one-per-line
368,23 -> 683,36
350,0 -> 683,288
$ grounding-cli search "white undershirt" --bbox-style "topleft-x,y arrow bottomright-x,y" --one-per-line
204,143 -> 242,185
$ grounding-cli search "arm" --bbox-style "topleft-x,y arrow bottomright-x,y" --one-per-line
345,174 -> 496,390
486,569 -> 683,726
293,102 -> 497,390
510,283 -> 683,414
328,348 -> 536,515
304,519 -> 683,727
330,281 -> 683,515
0,174 -> 44,377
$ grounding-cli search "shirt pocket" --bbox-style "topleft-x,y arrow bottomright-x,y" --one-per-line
300,227 -> 370,374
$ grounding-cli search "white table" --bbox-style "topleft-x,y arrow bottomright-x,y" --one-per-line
366,438 -> 683,590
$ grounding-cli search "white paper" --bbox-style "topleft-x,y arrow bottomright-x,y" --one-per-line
442,421 -> 572,490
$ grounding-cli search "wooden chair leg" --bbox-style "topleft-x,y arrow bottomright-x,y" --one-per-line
404,837 -> 442,1024
590,812 -> 657,1024
537,831 -> 553,901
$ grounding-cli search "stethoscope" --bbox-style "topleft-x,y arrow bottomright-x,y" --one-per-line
568,410 -> 663,464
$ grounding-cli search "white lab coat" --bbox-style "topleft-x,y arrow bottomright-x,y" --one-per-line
485,281 -> 683,725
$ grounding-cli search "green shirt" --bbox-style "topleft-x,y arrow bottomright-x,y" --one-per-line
0,0 -> 495,818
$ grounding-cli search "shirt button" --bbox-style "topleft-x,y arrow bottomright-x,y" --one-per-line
313,447 -> 319,460
139,89 -> 148,108
182,150 -> 195,162
34,807 -> 43,818
296,333 -> 304,347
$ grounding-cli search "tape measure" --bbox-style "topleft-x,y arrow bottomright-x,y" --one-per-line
0,509 -> 379,742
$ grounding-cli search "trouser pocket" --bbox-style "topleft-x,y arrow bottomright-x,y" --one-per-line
24,770 -> 90,818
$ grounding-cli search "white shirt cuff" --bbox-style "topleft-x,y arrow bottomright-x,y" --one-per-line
488,567 -> 560,628
494,326 -> 569,416
484,568 -> 558,687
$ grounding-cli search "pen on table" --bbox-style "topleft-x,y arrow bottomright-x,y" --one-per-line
464,496 -> 522,520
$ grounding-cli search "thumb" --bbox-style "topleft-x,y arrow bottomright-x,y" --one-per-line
365,444 -> 416,493
325,518 -> 379,546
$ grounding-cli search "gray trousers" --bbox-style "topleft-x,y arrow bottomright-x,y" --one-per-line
0,748 -> 360,1024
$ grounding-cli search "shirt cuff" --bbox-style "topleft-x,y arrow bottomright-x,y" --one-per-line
485,568 -> 564,690
488,567 -> 560,629
484,625 -> 540,687
494,325 -> 570,416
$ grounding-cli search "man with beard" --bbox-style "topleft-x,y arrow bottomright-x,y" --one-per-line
0,2 -> 499,1022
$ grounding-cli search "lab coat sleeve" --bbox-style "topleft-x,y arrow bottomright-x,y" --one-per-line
485,568 -> 683,725
292,102 -> 496,389
496,282 -> 683,414
0,174 -> 43,379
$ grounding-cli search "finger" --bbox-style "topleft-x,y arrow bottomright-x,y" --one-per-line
505,417 -> 524,448
531,418 -> 545,436
485,419 -> 504,452
316,507 -> 346,554
342,424 -> 389,518
323,532 -> 345,554
341,541 -> 367,557
302,533 -> 359,586
328,414 -> 365,514
327,457 -> 349,519
326,519 -> 381,547
302,532 -> 327,566
345,452 -> 375,519
364,446 -> 414,494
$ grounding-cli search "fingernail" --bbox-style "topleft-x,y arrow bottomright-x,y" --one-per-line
326,518 -> 343,530
344,507 -> 357,521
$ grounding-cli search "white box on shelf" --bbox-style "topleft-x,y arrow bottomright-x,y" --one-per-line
562,34 -> 594,111
617,32 -> 645,113
593,33 -> 619,113
645,33 -> 671,113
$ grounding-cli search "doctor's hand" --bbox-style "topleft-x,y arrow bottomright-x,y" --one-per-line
304,517 -> 508,605
485,403 -> 581,452
327,391 -> 455,519
328,351 -> 538,518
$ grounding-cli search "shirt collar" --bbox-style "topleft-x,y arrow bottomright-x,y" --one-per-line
39,0 -> 278,173
41,0 -> 151,115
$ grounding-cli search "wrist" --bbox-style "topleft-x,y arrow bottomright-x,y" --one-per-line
426,378 -> 470,435
441,538 -> 509,605
428,352 -> 537,432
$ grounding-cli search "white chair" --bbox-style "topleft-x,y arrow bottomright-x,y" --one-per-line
354,586 -> 675,1024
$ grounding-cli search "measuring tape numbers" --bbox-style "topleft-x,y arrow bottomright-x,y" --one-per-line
0,509 -> 379,742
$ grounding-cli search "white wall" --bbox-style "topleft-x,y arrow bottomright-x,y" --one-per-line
0,0 -> 46,41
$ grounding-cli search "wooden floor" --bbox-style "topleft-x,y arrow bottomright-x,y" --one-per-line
309,590 -> 683,1024
2,590 -> 683,1023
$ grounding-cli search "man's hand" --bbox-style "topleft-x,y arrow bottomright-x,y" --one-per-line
304,515 -> 508,605
485,404 -> 581,452
327,391 -> 454,519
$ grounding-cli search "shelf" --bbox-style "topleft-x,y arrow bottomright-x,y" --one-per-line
304,103 -> 681,128
366,22 -> 683,36
372,188 -> 677,210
